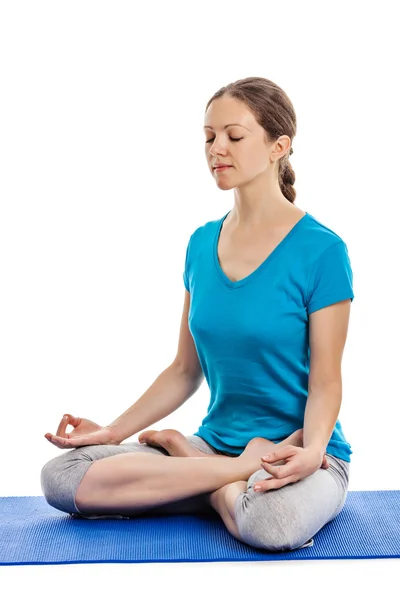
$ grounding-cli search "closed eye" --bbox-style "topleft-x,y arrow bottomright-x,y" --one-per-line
205,137 -> 243,143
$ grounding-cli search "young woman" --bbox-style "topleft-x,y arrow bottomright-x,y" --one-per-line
41,76 -> 354,552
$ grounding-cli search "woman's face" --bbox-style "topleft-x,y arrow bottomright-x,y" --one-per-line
204,96 -> 272,191
204,95 -> 290,191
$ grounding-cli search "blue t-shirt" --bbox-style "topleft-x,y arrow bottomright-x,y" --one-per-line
183,210 -> 355,462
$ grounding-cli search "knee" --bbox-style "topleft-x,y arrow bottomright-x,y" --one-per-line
41,450 -> 89,514
40,455 -> 63,511
235,493 -> 309,552
40,454 -> 68,512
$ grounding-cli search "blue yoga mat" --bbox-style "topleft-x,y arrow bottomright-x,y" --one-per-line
1,490 -> 399,565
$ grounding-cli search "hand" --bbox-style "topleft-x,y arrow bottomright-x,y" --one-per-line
253,445 -> 330,493
44,414 -> 120,449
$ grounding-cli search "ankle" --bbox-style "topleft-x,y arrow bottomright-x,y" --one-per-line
263,440 -> 278,452
206,486 -> 226,510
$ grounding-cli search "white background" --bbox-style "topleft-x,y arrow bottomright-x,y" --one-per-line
1,0 -> 399,596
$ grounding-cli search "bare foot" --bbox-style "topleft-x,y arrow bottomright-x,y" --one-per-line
138,427 -> 304,460
242,430 -> 330,471
238,429 -> 304,468
238,437 -> 281,470
138,429 -> 280,478
137,427 -> 330,475
282,428 -> 303,448
138,429 -> 217,458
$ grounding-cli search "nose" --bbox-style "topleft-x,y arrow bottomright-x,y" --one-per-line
208,139 -> 227,158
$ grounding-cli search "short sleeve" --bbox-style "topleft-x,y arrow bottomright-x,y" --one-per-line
183,234 -> 193,292
306,241 -> 354,315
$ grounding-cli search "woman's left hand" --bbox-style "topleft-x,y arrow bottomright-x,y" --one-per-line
254,445 -> 327,493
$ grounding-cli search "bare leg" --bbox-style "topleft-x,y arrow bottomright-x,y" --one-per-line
205,433 -> 304,541
75,437 -> 277,516
206,480 -> 248,541
136,428 -> 327,544
139,427 -> 328,469
136,429 -> 304,541
138,428 -> 304,459
206,433 -> 328,543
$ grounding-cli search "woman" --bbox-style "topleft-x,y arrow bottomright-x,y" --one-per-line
41,76 -> 354,552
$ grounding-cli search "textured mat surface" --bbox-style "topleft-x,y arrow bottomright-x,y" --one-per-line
1,490 -> 399,565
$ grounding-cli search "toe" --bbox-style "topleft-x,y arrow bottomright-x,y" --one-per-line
138,429 -> 158,442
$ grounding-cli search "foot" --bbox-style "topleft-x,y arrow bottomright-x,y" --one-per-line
238,428 -> 304,469
238,437 -> 280,469
137,427 -> 304,460
240,430 -> 330,472
137,429 -> 282,478
138,429 -> 213,458
282,428 -> 303,448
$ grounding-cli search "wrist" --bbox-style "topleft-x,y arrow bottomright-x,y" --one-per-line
106,425 -> 123,444
304,443 -> 325,458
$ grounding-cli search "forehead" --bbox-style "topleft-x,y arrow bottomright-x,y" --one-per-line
204,97 -> 253,131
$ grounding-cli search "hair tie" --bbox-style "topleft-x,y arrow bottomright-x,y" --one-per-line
289,147 -> 293,155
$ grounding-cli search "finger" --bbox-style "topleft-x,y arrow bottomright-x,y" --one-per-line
260,459 -> 297,480
49,435 -> 83,449
261,445 -> 298,464
56,414 -> 70,437
44,435 -> 65,448
254,474 -> 297,493
50,435 -> 71,448
52,437 -> 65,448
44,433 -> 64,447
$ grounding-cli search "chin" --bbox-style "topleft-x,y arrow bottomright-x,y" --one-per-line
215,181 -> 234,191
213,172 -> 236,191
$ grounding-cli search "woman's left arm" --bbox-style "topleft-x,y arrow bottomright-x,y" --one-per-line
303,382 -> 342,458
255,300 -> 351,493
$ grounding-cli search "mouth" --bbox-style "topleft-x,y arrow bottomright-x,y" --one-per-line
214,165 -> 232,171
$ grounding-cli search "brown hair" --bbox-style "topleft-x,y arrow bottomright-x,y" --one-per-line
205,76 -> 297,204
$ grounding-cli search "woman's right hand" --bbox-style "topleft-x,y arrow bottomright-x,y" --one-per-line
44,414 -> 121,449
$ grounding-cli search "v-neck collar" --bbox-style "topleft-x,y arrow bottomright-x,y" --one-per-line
213,210 -> 309,290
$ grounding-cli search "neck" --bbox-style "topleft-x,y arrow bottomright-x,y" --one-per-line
228,196 -> 299,232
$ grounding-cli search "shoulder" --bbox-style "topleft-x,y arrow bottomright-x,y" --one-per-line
187,213 -> 224,245
304,212 -> 350,256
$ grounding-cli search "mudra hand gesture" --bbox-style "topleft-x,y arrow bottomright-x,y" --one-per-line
254,445 -> 330,493
44,414 -> 120,449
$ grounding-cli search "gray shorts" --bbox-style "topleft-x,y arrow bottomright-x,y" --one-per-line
40,435 -> 350,552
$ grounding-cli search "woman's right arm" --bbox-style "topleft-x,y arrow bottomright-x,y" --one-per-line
107,362 -> 203,443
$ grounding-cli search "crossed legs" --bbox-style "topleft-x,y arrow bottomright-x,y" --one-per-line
134,428 -> 303,541
74,429 -> 303,542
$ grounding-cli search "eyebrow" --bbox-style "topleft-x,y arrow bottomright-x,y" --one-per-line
203,123 -> 250,131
